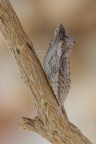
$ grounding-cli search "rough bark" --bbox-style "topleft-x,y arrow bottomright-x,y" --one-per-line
0,0 -> 93,144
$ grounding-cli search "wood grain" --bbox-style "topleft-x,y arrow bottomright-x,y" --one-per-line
0,0 -> 93,144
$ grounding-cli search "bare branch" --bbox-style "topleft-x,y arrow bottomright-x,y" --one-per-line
0,0 -> 93,144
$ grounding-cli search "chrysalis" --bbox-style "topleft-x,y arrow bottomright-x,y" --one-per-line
44,24 -> 75,106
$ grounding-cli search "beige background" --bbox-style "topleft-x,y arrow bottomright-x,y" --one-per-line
0,0 -> 96,143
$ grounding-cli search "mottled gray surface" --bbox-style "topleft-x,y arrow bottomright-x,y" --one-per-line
44,24 -> 75,106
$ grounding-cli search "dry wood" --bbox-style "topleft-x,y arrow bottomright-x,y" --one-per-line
0,0 -> 93,144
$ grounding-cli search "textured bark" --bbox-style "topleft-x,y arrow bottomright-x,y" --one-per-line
0,0 -> 93,144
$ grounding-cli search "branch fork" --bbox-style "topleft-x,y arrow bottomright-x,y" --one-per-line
0,0 -> 93,144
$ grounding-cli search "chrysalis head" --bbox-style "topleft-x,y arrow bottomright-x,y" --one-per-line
54,24 -> 75,57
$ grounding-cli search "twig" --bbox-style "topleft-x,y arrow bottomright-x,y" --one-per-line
0,0 -> 93,144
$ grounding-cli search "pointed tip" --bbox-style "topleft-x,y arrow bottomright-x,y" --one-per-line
50,24 -> 75,48
55,24 -> 66,41
58,23 -> 65,31
19,117 -> 26,129
57,24 -> 65,33
57,24 -> 76,44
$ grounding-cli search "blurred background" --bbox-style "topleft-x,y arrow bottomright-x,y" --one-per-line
0,0 -> 96,143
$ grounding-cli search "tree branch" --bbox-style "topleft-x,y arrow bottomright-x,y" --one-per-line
0,0 -> 93,144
